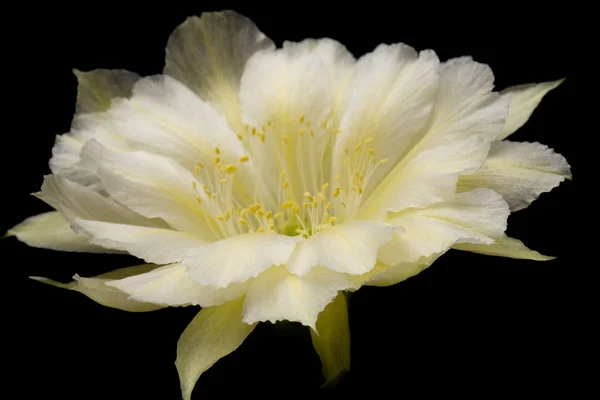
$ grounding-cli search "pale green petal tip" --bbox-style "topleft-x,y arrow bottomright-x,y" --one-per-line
1,231 -> 13,240
29,276 -> 72,289
320,368 -> 350,388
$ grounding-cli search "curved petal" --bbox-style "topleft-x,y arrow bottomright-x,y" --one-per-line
287,221 -> 397,275
378,188 -> 509,265
81,140 -> 217,239
497,79 -> 564,140
310,292 -> 351,383
176,298 -> 255,400
30,264 -> 164,312
332,44 -> 439,192
4,211 -> 115,253
458,141 -> 571,211
107,75 -> 245,171
74,219 -> 301,288
165,11 -> 274,132
37,175 -> 155,227
365,256 -> 439,287
454,235 -> 554,261
242,266 -> 358,330
73,69 -> 140,113
106,264 -> 247,307
360,57 -> 508,220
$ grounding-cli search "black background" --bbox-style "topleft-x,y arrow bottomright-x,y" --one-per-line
5,4 -> 584,399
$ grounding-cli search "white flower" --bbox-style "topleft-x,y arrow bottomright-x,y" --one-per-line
5,11 -> 570,398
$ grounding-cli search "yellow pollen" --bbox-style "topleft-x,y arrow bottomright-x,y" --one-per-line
257,227 -> 265,233
274,212 -> 284,219
282,201 -> 299,210
267,120 -> 272,127
379,158 -> 389,164
239,218 -> 249,225
196,197 -> 202,204
281,136 -> 289,144
236,134 -> 244,141
322,182 -> 330,190
251,127 -> 257,135
217,215 -> 226,221
194,166 -> 200,175
335,174 -> 341,181
219,178 -> 228,184
224,164 -> 237,174
369,147 -> 375,155
215,147 -> 221,155
325,201 -> 332,209
364,137 -> 374,143
240,156 -> 249,162
197,162 -> 205,169
299,128 -> 306,135
265,211 -> 273,219
260,134 -> 266,143
328,216 -> 337,224
192,181 -> 197,190
215,156 -> 221,164
332,128 -> 343,134
299,114 -> 305,123
283,180 -> 290,189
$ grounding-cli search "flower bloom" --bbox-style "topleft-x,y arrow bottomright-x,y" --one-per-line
7,11 -> 570,397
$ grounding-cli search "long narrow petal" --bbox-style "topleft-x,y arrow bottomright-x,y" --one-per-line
106,264 -> 248,307
458,141 -> 571,211
176,298 -> 255,400
74,220 -> 301,288
497,79 -> 564,140
453,235 -> 554,260
5,211 -> 115,253
73,69 -> 140,113
378,188 -> 509,265
165,11 -> 274,132
81,140 -> 217,239
287,221 -> 397,275
30,264 -> 164,312
310,292 -> 351,382
242,266 -> 358,330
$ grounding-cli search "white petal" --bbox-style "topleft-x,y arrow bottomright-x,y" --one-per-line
80,140 -> 217,239
454,235 -> 553,261
106,75 -> 244,171
176,298 -> 255,400
287,221 -> 397,275
30,264 -> 164,312
165,11 -> 274,132
73,69 -> 140,113
74,219 -> 301,288
497,79 -> 564,140
106,264 -> 247,307
378,188 -> 509,265
310,292 -> 350,382
359,135 -> 490,220
239,39 -> 355,196
242,266 -> 357,330
360,57 -> 508,220
4,211 -> 115,253
458,141 -> 571,211
365,256 -> 440,287
37,175 -> 154,227
332,44 -> 439,190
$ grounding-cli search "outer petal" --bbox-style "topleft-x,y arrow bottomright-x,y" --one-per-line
458,141 -> 571,211
497,79 -> 564,140
365,256 -> 439,287
242,266 -> 358,330
30,264 -> 164,312
454,235 -> 554,261
4,211 -> 114,253
73,69 -> 140,113
81,140 -> 217,239
332,44 -> 439,191
107,75 -> 245,171
107,264 -> 248,307
165,11 -> 274,132
379,188 -> 509,265
360,57 -> 508,220
287,221 -> 397,275
74,219 -> 301,288
310,292 -> 351,383
36,175 -> 154,227
176,298 -> 255,400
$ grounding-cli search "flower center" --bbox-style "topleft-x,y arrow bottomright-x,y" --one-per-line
190,113 -> 387,239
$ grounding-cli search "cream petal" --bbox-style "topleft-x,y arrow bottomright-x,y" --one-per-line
238,39 -> 355,198
332,44 -> 439,191
378,188 -> 509,265
454,235 -> 554,261
30,264 -> 164,312
4,211 -> 115,253
176,298 -> 255,400
497,79 -> 564,140
36,175 -> 154,227
106,264 -> 248,307
107,75 -> 245,170
242,266 -> 358,330
165,11 -> 274,132
310,292 -> 351,382
365,256 -> 440,287
73,69 -> 140,113
287,221 -> 397,275
360,57 -> 509,220
74,219 -> 301,288
80,140 -> 217,239
458,141 -> 571,211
